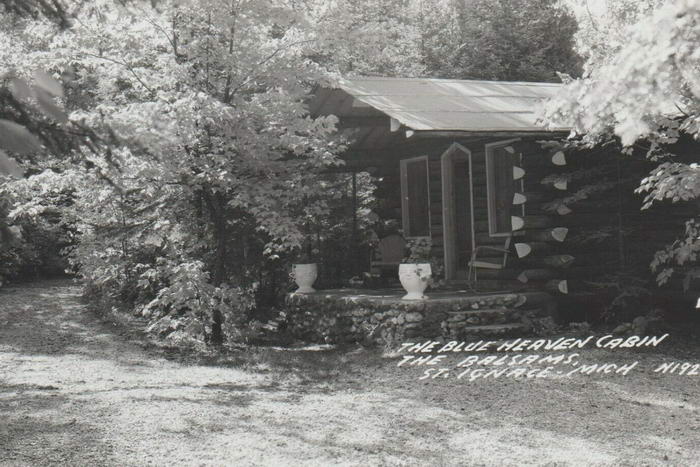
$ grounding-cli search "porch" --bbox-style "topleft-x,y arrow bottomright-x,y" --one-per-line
284,288 -> 557,346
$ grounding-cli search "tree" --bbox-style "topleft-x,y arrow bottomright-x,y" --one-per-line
567,0 -> 669,72
305,0 -> 425,77
1,0 -> 355,344
543,0 -> 700,290
303,0 -> 583,81
423,0 -> 583,81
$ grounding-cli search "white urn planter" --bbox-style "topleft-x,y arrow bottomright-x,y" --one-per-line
292,263 -> 318,294
398,263 -> 431,300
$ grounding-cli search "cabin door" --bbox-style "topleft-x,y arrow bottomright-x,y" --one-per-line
441,144 -> 474,280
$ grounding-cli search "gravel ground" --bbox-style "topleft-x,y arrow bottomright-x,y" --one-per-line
1,279 -> 699,466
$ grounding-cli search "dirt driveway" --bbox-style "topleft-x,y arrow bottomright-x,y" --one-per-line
1,280 -> 699,466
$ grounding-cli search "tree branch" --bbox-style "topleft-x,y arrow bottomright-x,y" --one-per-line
82,53 -> 155,95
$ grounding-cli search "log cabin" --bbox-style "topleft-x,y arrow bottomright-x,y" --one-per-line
309,77 -> 573,292
285,77 -> 696,343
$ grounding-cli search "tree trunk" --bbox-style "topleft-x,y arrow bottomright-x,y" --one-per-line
203,190 -> 227,345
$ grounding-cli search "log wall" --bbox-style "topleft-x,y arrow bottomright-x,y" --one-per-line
348,134 -> 695,320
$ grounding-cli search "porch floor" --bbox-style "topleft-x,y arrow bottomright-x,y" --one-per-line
305,286 -> 517,297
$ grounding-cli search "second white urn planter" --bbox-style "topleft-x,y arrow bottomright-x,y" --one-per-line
398,263 -> 431,300
292,263 -> 318,294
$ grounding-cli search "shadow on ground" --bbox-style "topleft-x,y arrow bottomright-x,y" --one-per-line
0,385 -> 118,466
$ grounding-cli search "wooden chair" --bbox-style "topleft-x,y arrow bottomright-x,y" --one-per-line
370,234 -> 406,277
467,235 -> 512,286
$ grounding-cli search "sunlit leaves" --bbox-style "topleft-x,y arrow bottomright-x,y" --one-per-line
636,162 -> 700,208
544,0 -> 700,147
545,0 -> 700,288
1,0 -> 357,339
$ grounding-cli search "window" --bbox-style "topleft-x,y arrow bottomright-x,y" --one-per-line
400,156 -> 431,238
486,141 -> 522,236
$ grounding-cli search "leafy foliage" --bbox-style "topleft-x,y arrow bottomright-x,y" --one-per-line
403,237 -> 432,263
304,0 -> 582,81
543,0 -> 700,289
0,0 -> 373,344
423,0 -> 582,81
306,0 -> 425,77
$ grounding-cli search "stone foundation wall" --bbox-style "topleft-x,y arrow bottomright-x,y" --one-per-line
284,290 -> 556,346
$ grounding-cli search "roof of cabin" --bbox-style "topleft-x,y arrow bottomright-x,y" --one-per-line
310,77 -> 570,134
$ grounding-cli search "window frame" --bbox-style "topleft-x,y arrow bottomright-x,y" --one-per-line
485,139 -> 524,237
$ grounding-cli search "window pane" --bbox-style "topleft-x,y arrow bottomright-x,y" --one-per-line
489,146 -> 516,234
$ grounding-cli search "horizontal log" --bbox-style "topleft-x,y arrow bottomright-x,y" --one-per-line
518,291 -> 557,308
560,279 -> 603,294
523,227 -> 568,243
526,202 -> 573,216
511,215 -> 555,231
543,254 -> 575,268
475,233 -> 519,245
469,268 -> 521,280
520,191 -> 549,204
559,213 -> 687,228
517,254 -> 575,269
546,279 -> 568,294
556,205 -> 573,215
514,242 -> 553,258
517,269 -> 557,283
541,178 -> 568,190
521,152 -> 567,170
517,267 -> 605,283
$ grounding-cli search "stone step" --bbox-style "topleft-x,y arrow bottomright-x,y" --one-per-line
446,308 -> 514,325
446,307 -> 550,325
447,308 -> 509,315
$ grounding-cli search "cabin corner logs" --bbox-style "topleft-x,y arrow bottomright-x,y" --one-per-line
353,136 -> 695,320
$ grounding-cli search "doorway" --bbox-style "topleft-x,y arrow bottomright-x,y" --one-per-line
441,144 -> 474,280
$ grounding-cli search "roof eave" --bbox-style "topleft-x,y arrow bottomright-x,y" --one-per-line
409,129 -> 571,138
